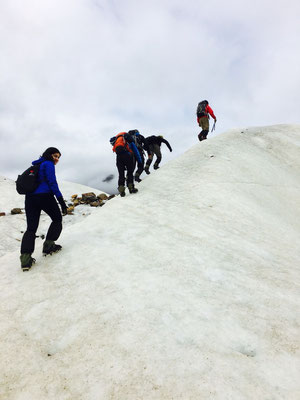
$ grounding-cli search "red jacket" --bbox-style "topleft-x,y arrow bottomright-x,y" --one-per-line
197,104 -> 216,124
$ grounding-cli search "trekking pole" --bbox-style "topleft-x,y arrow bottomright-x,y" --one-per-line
211,120 -> 216,132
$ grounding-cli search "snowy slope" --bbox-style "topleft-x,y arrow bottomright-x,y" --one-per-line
0,125 -> 300,400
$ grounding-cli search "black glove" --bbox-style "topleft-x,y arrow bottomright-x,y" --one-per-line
57,196 -> 68,216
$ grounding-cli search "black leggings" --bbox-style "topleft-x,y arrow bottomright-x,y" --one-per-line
21,193 -> 62,254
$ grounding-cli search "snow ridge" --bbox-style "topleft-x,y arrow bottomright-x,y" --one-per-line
0,124 -> 300,400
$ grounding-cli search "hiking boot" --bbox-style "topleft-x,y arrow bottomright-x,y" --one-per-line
118,185 -> 126,197
135,174 -> 142,183
144,166 -> 150,175
43,240 -> 62,256
153,164 -> 160,170
20,253 -> 36,271
128,183 -> 138,194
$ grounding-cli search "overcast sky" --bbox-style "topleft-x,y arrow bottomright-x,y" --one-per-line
0,0 -> 299,193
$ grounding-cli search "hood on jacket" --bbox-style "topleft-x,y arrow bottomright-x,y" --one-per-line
32,157 -> 47,166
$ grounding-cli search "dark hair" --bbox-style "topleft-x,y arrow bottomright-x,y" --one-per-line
42,147 -> 61,161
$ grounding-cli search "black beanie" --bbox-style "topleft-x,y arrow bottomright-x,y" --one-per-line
42,147 -> 61,161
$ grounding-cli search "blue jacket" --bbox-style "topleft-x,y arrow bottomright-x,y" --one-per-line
124,133 -> 142,164
129,142 -> 142,164
31,157 -> 63,198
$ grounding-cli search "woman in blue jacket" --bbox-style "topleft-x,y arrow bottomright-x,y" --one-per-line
20,147 -> 67,271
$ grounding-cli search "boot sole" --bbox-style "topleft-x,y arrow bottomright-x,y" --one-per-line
21,258 -> 36,272
43,248 -> 62,257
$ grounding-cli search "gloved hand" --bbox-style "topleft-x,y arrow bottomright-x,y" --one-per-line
214,118 -> 217,122
62,207 -> 68,216
57,197 -> 68,216
169,148 -> 173,152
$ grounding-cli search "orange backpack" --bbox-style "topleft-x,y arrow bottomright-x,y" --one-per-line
112,132 -> 131,153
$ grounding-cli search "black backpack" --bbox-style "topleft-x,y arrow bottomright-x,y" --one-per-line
109,136 -> 117,146
16,164 -> 41,194
196,100 -> 208,117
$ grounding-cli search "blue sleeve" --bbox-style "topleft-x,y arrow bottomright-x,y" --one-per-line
130,143 -> 142,164
44,161 -> 63,198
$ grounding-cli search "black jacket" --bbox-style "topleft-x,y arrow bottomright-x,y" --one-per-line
135,134 -> 149,154
145,136 -> 172,152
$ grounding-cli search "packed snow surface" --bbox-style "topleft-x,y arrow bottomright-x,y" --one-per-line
0,125 -> 299,399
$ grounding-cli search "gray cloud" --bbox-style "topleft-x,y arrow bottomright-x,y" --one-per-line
1,0 -> 299,192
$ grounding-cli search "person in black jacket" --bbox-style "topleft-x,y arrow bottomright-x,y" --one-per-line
128,129 -> 149,182
20,147 -> 68,271
144,135 -> 172,174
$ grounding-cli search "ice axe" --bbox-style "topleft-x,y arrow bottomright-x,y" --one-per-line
211,120 -> 216,132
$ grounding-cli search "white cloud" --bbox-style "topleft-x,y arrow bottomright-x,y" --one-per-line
0,0 -> 299,191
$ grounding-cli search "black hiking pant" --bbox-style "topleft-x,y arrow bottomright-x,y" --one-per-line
116,149 -> 135,187
21,193 -> 62,254
134,151 -> 145,177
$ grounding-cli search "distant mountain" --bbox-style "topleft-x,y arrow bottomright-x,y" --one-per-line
102,173 -> 114,182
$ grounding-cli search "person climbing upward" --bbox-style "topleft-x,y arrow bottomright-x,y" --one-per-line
20,147 -> 68,271
144,135 -> 172,174
128,129 -> 149,182
111,132 -> 142,197
196,100 -> 217,141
